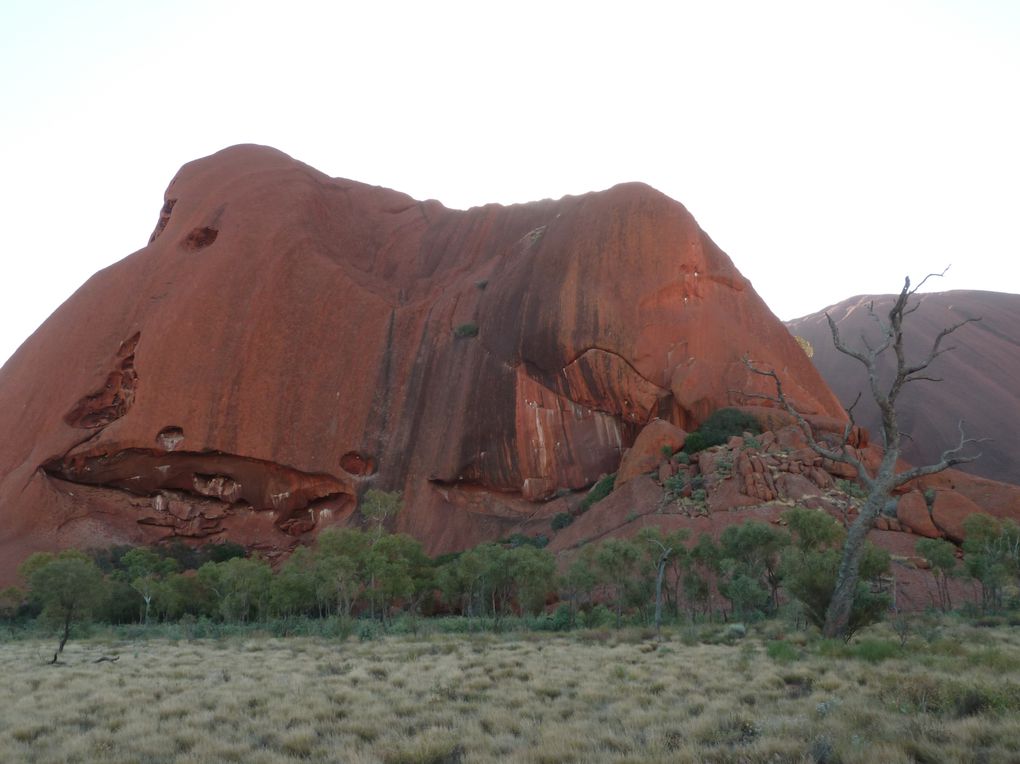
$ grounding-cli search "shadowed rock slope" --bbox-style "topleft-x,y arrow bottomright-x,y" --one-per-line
787,290 -> 1020,486
0,145 -> 847,582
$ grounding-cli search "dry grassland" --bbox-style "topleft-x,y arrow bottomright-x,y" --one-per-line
1,622 -> 1019,763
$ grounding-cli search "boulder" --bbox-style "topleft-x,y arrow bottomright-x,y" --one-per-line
617,419 -> 687,487
896,491 -> 940,538
931,490 -> 988,543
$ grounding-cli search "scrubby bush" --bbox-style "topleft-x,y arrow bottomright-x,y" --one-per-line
683,431 -> 709,455
766,640 -> 801,663
853,637 -> 900,662
453,322 -> 479,338
504,533 -> 549,549
664,473 -> 686,499
579,473 -> 615,511
551,513 -> 574,530
684,408 -> 762,454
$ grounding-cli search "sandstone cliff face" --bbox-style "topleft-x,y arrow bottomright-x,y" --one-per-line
787,291 -> 1020,486
0,145 -> 846,583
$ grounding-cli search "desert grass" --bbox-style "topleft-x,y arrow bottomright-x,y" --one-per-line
1,619 -> 1019,763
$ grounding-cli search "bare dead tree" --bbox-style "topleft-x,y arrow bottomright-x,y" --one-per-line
651,541 -> 673,640
743,270 -> 983,638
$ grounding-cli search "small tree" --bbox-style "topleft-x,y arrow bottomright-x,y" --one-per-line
962,515 -> 1019,613
509,545 -> 556,617
780,507 -> 890,639
0,586 -> 25,635
915,537 -> 958,611
120,547 -> 178,623
558,546 -> 599,627
20,551 -> 106,663
360,489 -> 402,537
359,489 -> 404,619
197,557 -> 272,622
314,527 -> 370,617
271,546 -> 318,617
593,538 -> 641,628
635,527 -> 690,636
685,534 -> 723,620
745,271 -> 982,638
364,533 -> 433,624
718,520 -> 789,614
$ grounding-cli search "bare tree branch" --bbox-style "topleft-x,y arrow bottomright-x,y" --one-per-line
740,358 -> 872,487
895,420 -> 986,487
901,318 -> 980,378
908,266 -> 952,295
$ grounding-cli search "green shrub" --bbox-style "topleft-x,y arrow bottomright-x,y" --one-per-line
685,408 -> 762,454
835,479 -> 867,500
580,604 -> 614,629
357,620 -> 381,641
766,640 -> 801,663
684,432 -> 709,455
853,638 -> 900,662
580,474 -> 615,511
549,604 -> 572,631
453,322 -> 479,338
504,533 -> 549,549
664,473 -> 686,498
551,513 -> 574,531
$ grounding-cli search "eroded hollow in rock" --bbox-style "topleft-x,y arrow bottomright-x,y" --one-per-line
193,473 -> 243,503
64,332 -> 140,429
340,451 -> 376,476
182,226 -> 219,251
156,426 -> 185,451
42,448 -> 352,515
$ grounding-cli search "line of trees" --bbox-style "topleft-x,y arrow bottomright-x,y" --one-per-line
6,498 -> 1019,659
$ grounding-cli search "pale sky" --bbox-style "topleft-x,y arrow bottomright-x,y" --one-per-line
1,0 -> 1018,367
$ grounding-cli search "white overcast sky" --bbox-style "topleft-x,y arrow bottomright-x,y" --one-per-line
1,0 -> 1018,367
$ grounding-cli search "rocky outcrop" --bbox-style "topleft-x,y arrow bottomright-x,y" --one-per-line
787,291 -> 1020,486
0,145 -> 846,584
546,419 -> 1020,611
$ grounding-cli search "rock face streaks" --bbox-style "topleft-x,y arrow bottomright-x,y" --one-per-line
0,145 -> 844,582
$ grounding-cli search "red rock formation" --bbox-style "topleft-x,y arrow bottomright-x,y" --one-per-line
895,491 -> 940,538
545,421 -> 1020,611
0,145 -> 848,584
787,290 -> 1020,486
616,419 -> 687,487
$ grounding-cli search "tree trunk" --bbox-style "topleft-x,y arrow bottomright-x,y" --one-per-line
654,549 -> 671,639
51,608 -> 73,664
822,491 -> 885,638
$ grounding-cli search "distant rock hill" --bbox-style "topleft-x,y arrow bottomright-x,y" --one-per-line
787,290 -> 1020,486
0,145 -> 846,583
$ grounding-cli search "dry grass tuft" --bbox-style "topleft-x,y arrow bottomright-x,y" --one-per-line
0,619 -> 1019,762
